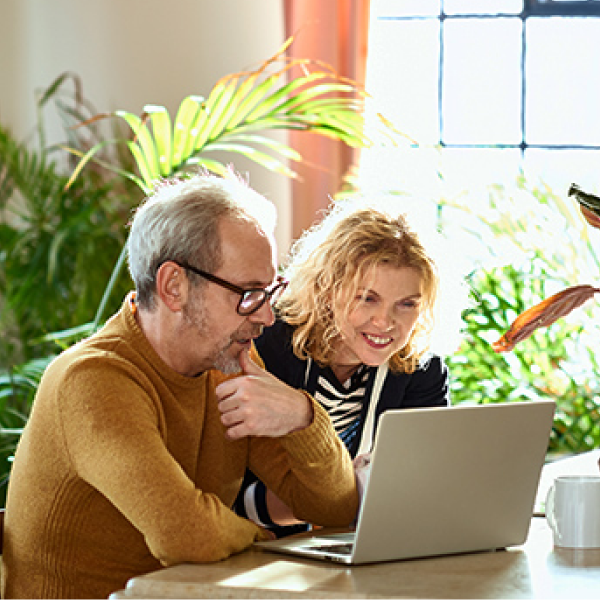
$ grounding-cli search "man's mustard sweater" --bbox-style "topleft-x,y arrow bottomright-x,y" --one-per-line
1,294 -> 358,599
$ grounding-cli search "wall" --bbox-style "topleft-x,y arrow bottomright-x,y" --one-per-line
0,0 -> 292,255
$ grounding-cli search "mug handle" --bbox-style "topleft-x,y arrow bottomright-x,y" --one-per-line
545,483 -> 556,532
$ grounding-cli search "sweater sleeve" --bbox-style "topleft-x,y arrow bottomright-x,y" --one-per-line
57,355 -> 271,567
247,392 -> 359,528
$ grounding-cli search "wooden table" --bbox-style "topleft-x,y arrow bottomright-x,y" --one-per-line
110,452 -> 600,599
110,518 -> 600,599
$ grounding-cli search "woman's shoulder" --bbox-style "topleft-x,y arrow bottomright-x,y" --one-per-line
382,353 -> 449,407
385,353 -> 447,379
383,353 -> 449,393
417,352 -> 448,375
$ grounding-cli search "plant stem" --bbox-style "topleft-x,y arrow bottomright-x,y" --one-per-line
93,243 -> 129,330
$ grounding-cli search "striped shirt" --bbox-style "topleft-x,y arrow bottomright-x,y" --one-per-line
315,364 -> 370,452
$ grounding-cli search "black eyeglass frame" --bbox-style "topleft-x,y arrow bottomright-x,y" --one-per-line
170,260 -> 288,316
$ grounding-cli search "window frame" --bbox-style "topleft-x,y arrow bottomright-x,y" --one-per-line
429,1 -> 600,154
525,0 -> 600,17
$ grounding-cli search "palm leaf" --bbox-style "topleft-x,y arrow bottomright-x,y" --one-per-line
256,81 -> 359,121
115,111 -> 161,184
243,72 -> 333,123
184,156 -> 230,177
66,36 -> 384,191
212,35 -> 297,131
200,142 -> 298,178
191,77 -> 238,154
224,117 -> 320,134
220,133 -> 302,161
63,142 -> 147,191
144,105 -> 173,176
172,95 -> 204,166
288,97 -> 366,115
221,70 -> 275,131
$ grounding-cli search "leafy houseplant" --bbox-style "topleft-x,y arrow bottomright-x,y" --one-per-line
0,73 -> 136,364
442,177 -> 600,454
489,184 -> 600,354
448,261 -> 600,453
0,74 -> 139,504
71,37 -> 371,190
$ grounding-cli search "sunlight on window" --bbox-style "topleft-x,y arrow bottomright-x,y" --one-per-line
526,17 -> 600,145
363,0 -> 600,450
439,148 -> 523,195
370,0 -> 440,18
366,19 -> 439,144
523,148 -> 600,193
443,18 -> 522,144
362,2 -> 600,200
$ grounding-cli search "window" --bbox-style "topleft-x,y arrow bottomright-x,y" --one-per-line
360,0 -> 600,199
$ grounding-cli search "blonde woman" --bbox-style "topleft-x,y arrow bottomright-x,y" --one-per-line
235,196 -> 464,537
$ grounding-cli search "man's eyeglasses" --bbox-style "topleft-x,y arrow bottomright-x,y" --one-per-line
174,261 -> 288,316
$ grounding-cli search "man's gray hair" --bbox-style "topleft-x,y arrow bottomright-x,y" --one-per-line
127,170 -> 277,310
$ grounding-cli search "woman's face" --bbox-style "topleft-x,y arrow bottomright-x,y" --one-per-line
331,263 -> 424,378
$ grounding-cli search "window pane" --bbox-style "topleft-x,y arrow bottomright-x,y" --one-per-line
435,148 -> 524,266
366,19 -> 440,144
444,0 -> 523,15
438,147 -> 523,195
371,0 -> 441,18
442,18 -> 522,144
528,1 -> 600,17
358,147 -> 445,199
526,17 -> 600,145
522,148 -> 600,195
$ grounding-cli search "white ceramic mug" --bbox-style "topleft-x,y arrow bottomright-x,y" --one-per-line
546,475 -> 600,548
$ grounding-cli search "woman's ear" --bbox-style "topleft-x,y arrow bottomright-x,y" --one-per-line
155,261 -> 187,312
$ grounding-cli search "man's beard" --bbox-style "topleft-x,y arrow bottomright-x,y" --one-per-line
214,322 -> 265,375
213,346 -> 243,375
181,291 -> 261,375
213,322 -> 265,375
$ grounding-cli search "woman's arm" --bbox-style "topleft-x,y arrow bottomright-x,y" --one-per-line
265,488 -> 303,526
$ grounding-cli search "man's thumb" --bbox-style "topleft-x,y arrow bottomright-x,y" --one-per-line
239,349 -> 261,374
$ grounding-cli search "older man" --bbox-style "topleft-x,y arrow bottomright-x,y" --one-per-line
1,172 -> 358,599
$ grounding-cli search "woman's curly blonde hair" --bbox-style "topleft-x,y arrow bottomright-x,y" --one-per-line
277,199 -> 440,374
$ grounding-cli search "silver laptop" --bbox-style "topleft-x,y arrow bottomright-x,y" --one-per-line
255,400 -> 555,565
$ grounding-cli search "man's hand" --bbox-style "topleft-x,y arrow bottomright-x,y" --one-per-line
216,350 -> 313,440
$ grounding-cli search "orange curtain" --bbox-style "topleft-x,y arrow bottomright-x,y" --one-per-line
284,0 -> 370,239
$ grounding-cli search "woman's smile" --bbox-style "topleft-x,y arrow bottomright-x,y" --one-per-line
362,332 -> 394,348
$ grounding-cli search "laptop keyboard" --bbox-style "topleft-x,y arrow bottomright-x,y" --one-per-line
310,542 -> 354,555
